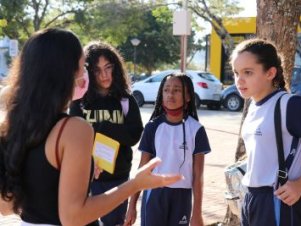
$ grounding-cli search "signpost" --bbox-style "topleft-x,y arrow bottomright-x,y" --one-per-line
173,0 -> 191,73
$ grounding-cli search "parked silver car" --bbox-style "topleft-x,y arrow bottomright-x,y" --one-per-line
131,70 -> 223,110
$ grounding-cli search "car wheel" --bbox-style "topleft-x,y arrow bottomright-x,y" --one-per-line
133,91 -> 144,107
225,94 -> 243,111
194,94 -> 201,108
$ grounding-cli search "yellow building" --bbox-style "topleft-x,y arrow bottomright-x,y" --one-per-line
209,17 -> 301,84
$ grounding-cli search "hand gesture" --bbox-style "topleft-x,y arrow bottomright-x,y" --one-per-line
132,157 -> 183,191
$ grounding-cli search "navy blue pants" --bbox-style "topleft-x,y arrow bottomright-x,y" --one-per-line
91,178 -> 128,226
141,187 -> 192,226
241,187 -> 301,226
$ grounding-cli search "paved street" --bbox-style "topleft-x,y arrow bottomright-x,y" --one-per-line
0,105 -> 242,226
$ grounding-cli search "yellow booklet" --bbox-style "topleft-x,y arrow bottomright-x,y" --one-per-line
92,133 -> 120,174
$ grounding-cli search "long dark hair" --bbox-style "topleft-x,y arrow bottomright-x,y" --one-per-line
230,38 -> 286,90
150,73 -> 198,121
83,41 -> 130,102
0,28 -> 82,212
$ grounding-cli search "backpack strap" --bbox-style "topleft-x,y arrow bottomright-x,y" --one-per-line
274,94 -> 287,186
55,117 -> 71,170
286,137 -> 299,170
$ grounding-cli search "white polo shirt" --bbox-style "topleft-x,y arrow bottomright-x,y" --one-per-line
139,115 -> 211,189
242,91 -> 301,187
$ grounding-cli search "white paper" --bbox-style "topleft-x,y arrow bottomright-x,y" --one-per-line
94,142 -> 115,163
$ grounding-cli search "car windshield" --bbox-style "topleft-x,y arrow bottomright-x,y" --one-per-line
197,72 -> 218,82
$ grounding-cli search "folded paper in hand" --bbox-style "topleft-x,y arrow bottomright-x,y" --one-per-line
92,133 -> 120,174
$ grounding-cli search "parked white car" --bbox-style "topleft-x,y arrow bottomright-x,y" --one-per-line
131,70 -> 223,110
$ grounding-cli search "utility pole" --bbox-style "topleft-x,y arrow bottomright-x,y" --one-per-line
180,0 -> 188,73
173,0 -> 191,73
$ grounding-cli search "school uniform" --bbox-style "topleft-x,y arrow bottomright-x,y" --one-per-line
241,90 -> 301,226
139,114 -> 211,226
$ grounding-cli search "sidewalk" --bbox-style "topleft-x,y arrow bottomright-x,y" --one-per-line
0,107 -> 242,226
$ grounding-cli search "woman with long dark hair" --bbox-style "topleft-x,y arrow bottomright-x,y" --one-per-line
0,28 -> 181,226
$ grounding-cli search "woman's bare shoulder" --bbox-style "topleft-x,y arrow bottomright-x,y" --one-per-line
63,116 -> 94,139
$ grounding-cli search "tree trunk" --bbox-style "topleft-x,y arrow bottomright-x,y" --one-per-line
256,0 -> 301,89
235,99 -> 251,161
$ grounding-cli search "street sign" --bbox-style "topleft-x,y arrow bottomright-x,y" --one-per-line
173,10 -> 191,36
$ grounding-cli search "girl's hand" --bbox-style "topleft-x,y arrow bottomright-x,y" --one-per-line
93,164 -> 103,179
274,180 -> 301,206
190,214 -> 204,226
123,205 -> 137,226
132,157 -> 183,191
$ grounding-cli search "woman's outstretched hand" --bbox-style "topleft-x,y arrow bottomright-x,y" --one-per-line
132,157 -> 183,191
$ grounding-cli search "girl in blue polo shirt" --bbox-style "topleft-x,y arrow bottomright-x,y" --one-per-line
231,38 -> 301,226
124,73 -> 211,226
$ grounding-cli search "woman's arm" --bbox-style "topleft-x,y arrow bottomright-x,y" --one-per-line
58,118 -> 180,226
190,153 -> 205,226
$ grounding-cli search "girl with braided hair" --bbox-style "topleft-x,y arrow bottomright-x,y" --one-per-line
125,73 -> 211,226
231,38 -> 301,226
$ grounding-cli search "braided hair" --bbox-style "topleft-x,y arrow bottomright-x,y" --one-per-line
150,72 -> 198,121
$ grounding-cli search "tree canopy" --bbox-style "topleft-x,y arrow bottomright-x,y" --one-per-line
0,0 -> 244,74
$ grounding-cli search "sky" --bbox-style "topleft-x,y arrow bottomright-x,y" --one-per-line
238,0 -> 257,17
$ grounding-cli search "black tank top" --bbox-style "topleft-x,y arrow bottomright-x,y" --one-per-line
21,114 -> 95,225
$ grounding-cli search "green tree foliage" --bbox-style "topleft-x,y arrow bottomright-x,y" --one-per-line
0,0 -> 240,73
76,2 -> 147,45
118,6 -> 197,74
0,0 -> 29,40
119,7 -> 179,74
0,0 -> 91,43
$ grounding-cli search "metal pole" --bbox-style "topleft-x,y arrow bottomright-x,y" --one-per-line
180,36 -> 187,73
180,0 -> 188,73
133,46 -> 137,76
131,38 -> 140,77
205,34 -> 208,71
